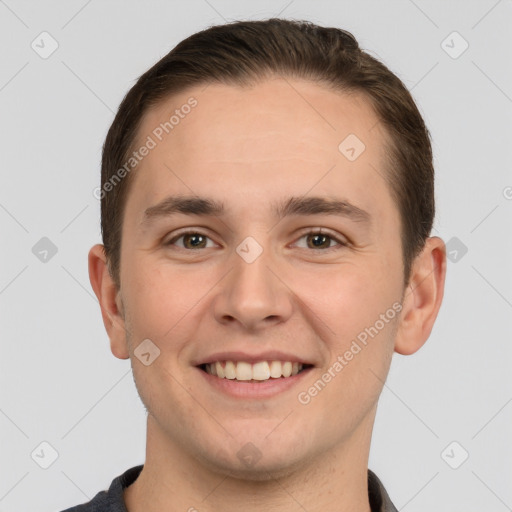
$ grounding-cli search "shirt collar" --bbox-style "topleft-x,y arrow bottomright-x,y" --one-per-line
115,465 -> 397,512
368,469 -> 398,512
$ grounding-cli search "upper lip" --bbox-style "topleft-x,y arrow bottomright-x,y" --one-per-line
193,350 -> 315,366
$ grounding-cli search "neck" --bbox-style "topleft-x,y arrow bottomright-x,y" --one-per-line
124,415 -> 374,512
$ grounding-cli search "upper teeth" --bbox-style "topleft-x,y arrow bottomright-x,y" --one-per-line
205,361 -> 303,381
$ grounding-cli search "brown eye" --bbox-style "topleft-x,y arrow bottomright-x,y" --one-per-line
306,233 -> 333,249
167,231 -> 215,249
294,230 -> 347,251
182,233 -> 207,249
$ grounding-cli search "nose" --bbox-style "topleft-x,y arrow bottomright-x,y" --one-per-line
212,242 -> 294,332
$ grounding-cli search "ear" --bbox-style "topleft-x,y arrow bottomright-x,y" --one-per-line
88,244 -> 130,359
394,236 -> 447,355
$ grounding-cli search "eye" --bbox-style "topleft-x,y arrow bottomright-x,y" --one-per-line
165,229 -> 347,252
166,230 -> 217,250
293,229 -> 348,251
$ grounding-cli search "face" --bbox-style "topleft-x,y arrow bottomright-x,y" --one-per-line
114,78 -> 406,477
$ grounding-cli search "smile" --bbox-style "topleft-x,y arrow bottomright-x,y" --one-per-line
200,360 -> 312,382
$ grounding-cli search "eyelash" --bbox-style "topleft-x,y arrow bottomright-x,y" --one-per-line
165,228 -> 348,252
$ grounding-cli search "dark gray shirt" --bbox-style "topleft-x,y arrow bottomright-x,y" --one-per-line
59,465 -> 397,512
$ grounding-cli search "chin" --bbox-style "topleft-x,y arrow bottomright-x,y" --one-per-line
204,454 -> 303,482
196,436 -> 310,481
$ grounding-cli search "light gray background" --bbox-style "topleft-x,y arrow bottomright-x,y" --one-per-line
1,1 -> 511,511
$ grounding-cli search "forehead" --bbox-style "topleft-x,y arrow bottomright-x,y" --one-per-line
127,77 -> 394,222
140,78 -> 382,162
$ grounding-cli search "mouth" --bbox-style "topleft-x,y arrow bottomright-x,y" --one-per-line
197,360 -> 314,383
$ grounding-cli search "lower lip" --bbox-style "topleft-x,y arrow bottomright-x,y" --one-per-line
196,366 -> 313,399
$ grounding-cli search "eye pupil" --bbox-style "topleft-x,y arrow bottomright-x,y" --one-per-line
308,234 -> 330,249
184,234 -> 206,248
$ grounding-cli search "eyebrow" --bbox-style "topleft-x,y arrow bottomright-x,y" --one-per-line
141,195 -> 371,225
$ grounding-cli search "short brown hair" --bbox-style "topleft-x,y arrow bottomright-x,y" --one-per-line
100,18 -> 434,288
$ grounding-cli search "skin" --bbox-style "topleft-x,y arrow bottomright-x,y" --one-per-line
89,77 -> 446,512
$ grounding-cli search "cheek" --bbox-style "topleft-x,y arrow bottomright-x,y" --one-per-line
292,259 -> 400,346
298,265 -> 399,426
122,254 -> 226,349
121,258 -> 195,339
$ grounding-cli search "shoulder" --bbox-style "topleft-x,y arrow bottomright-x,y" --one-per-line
368,469 -> 398,512
58,465 -> 144,512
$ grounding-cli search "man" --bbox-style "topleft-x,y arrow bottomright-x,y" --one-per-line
63,18 -> 446,512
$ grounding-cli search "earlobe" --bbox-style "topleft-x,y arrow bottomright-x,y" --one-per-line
394,236 -> 447,356
88,244 -> 130,360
